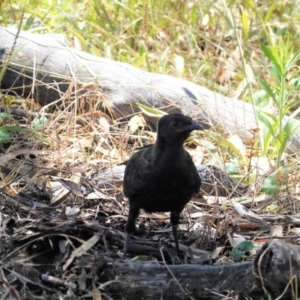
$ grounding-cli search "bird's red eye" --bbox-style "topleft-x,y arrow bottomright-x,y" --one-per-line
172,122 -> 178,127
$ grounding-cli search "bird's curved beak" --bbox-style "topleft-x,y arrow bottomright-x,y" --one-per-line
191,120 -> 204,131
181,120 -> 204,132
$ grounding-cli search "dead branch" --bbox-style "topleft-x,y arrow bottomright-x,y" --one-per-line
106,241 -> 300,300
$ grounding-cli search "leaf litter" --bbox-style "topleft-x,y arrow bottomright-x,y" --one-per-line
0,109 -> 299,299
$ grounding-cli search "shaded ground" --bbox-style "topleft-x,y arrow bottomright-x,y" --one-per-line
0,114 -> 296,299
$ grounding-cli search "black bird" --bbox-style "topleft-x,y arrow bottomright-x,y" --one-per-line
123,113 -> 204,259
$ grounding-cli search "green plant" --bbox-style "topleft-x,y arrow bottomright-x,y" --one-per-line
255,37 -> 300,168
230,240 -> 254,260
261,176 -> 280,195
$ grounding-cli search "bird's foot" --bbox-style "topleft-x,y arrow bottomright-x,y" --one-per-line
173,255 -> 181,264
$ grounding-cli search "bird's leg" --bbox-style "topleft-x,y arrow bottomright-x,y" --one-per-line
123,207 -> 140,260
170,211 -> 181,260
123,232 -> 132,260
172,225 -> 180,256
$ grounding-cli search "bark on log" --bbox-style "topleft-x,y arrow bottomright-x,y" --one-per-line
1,26 -> 300,152
106,241 -> 300,299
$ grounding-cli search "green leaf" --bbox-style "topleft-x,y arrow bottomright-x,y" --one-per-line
256,111 -> 276,137
260,43 -> 282,75
252,90 -> 270,107
285,49 -> 300,71
275,119 -> 298,152
256,78 -> 276,100
282,118 -> 300,137
131,255 -> 150,261
0,45 -> 26,82
243,0 -> 255,9
261,111 -> 279,123
32,116 -> 48,129
262,177 -> 280,195
136,103 -> 167,118
275,119 -> 300,160
270,63 -> 282,85
1,126 -> 49,143
0,112 -> 11,124
231,241 -> 254,260
206,132 -> 244,160
225,158 -> 239,174
262,131 -> 275,157
263,1 -> 277,23
266,204 -> 280,213
285,78 -> 300,105
0,129 -> 11,143
241,9 -> 250,40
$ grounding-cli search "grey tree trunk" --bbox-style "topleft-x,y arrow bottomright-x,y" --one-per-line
1,26 -> 300,152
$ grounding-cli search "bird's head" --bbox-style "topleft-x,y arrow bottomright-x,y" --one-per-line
157,113 -> 204,146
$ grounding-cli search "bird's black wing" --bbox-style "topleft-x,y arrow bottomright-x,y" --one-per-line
123,147 -> 153,198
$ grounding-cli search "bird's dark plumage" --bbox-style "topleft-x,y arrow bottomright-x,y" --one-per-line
123,113 -> 203,259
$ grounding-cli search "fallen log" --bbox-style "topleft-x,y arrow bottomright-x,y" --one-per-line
1,26 -> 300,152
105,240 -> 300,299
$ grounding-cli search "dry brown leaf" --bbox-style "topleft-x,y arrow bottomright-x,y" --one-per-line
63,232 -> 101,270
270,224 -> 283,238
92,286 -> 102,300
51,172 -> 82,205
